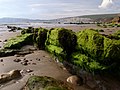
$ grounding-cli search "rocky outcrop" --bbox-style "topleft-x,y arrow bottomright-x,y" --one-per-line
45,28 -> 76,61
73,29 -> 120,73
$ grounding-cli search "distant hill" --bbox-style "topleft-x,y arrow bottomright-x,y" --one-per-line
51,13 -> 119,23
0,13 -> 119,24
0,18 -> 45,23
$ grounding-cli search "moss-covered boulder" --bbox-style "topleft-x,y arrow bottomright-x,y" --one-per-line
76,29 -> 104,59
4,34 -> 33,49
102,38 -> 120,65
71,52 -> 106,72
35,28 -> 48,49
74,29 -> 120,73
22,76 -> 73,90
45,28 -> 77,60
45,45 -> 66,61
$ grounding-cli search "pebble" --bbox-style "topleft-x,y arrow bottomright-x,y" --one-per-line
27,69 -> 33,73
0,59 -> 3,62
4,39 -> 7,42
36,58 -> 40,61
14,54 -> 21,57
32,63 -> 36,65
24,60 -> 28,62
14,59 -> 21,62
21,62 -> 28,65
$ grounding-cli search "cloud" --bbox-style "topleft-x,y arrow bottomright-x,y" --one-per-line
99,0 -> 113,9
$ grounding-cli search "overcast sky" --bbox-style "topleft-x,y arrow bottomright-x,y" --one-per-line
0,0 -> 120,19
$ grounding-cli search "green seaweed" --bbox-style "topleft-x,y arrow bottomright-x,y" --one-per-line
45,28 -> 76,61
45,45 -> 66,61
76,29 -> 104,59
35,28 -> 48,49
71,52 -> 106,72
4,34 -> 33,49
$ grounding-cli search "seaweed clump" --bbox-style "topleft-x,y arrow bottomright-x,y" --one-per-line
21,27 -> 48,49
22,76 -> 73,90
4,34 -> 33,49
45,28 -> 77,61
72,29 -> 120,73
34,28 -> 48,49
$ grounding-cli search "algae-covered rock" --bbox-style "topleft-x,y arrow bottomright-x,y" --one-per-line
45,45 -> 66,61
74,29 -> 120,73
22,76 -> 73,90
45,28 -> 76,60
103,38 -> 120,65
76,29 -> 104,59
71,52 -> 106,72
35,28 -> 48,49
46,28 -> 76,51
4,34 -> 33,49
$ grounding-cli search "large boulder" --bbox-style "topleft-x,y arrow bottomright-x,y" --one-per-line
35,28 -> 48,49
45,28 -> 77,61
76,29 -> 104,60
73,29 -> 120,73
22,76 -> 73,90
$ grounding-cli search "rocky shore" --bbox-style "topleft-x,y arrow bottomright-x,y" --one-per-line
0,24 -> 120,90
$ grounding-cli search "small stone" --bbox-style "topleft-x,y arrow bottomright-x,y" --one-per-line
24,60 -> 28,62
67,75 -> 83,86
0,59 -> 3,62
14,54 -> 21,57
27,69 -> 33,73
21,62 -> 28,65
32,63 -> 36,65
36,58 -> 40,61
14,59 -> 21,62
4,39 -> 7,42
